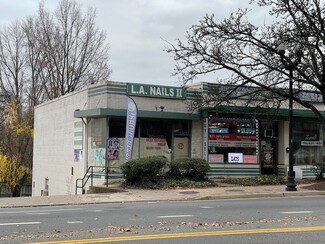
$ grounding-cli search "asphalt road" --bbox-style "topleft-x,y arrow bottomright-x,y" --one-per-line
1,196 -> 325,243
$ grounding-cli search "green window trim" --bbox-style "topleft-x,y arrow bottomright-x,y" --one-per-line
74,108 -> 201,120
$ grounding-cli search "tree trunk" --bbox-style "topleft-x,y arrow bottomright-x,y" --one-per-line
11,186 -> 21,197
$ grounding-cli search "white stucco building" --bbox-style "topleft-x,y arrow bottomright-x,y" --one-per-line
32,81 -> 325,196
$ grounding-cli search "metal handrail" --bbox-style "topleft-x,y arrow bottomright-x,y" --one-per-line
75,166 -> 124,195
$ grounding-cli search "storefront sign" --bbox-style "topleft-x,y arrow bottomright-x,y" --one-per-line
301,141 -> 323,146
209,140 -> 257,148
244,155 -> 257,164
209,128 -> 229,134
209,134 -> 256,141
228,153 -> 243,163
209,154 -> 224,163
203,118 -> 208,161
127,83 -> 186,99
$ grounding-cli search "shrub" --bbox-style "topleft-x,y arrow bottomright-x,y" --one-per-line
121,156 -> 168,185
221,175 -> 287,186
168,158 -> 210,180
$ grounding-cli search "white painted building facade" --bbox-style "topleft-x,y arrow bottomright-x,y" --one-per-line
32,81 -> 325,196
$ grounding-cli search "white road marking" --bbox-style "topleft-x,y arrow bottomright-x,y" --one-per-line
0,221 -> 41,226
85,210 -> 103,213
0,208 -> 83,215
25,212 -> 51,215
201,206 -> 214,209
157,215 -> 193,218
67,221 -> 84,224
281,211 -> 313,214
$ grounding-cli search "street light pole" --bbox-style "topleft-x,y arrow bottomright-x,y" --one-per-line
277,43 -> 302,191
287,68 -> 296,191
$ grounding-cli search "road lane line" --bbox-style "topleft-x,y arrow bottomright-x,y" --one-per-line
0,208 -> 83,215
157,214 -> 193,218
281,211 -> 313,214
67,221 -> 84,224
30,225 -> 325,244
0,221 -> 41,226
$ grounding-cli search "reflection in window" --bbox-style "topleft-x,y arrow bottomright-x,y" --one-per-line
293,122 -> 324,165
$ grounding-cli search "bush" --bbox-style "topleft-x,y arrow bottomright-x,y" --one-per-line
168,158 -> 210,181
121,156 -> 168,185
221,175 -> 287,186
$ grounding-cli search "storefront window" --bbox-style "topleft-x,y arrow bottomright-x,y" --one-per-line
107,118 -> 189,165
293,122 -> 324,165
87,118 -> 107,169
208,118 -> 258,164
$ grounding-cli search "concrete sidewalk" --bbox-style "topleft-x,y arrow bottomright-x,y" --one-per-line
1,184 -> 324,208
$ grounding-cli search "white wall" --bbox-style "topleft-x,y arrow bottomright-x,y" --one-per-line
32,89 -> 88,196
191,120 -> 203,158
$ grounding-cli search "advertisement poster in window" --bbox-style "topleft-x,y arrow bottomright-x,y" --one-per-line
261,145 -> 273,168
108,138 -> 119,160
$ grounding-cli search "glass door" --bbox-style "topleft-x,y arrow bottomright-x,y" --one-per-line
173,137 -> 189,159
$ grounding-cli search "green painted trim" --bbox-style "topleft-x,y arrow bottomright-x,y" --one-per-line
88,84 -> 127,97
208,173 -> 260,176
74,108 -> 201,120
86,83 -> 201,100
74,132 -> 83,137
204,105 -> 325,122
209,169 -> 260,173
209,162 -> 259,166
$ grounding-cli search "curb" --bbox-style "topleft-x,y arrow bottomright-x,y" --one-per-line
195,191 -> 325,200
1,191 -> 325,208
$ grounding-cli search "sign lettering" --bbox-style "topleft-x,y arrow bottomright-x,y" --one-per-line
127,83 -> 186,99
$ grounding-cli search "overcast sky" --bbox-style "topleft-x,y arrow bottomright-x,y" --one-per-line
0,0 -> 271,86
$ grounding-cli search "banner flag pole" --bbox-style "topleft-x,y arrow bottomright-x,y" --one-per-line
124,96 -> 138,162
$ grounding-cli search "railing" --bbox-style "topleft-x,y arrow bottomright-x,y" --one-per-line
75,166 -> 124,195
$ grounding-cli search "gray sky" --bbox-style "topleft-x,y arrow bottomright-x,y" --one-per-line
0,0 -> 270,86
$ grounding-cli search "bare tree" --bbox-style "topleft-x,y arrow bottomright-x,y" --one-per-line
27,0 -> 111,100
166,0 -> 325,121
0,22 -> 33,183
0,22 -> 26,105
0,0 -> 111,196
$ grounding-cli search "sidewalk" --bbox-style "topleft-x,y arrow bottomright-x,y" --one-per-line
1,183 -> 325,208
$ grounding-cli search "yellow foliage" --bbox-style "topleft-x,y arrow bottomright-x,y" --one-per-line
4,100 -> 33,137
0,153 -> 31,191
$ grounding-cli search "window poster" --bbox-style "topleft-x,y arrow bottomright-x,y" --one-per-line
228,153 -> 244,163
108,138 -> 119,160
74,149 -> 82,162
94,148 -> 105,163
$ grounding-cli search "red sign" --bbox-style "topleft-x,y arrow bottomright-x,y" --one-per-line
244,155 -> 258,164
209,134 -> 256,141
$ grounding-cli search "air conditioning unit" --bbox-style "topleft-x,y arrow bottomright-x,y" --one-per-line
264,129 -> 274,137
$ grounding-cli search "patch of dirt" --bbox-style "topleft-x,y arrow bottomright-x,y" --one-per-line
300,180 -> 325,191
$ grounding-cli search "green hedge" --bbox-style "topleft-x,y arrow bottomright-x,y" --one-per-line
168,158 -> 210,181
121,156 -> 210,185
121,156 -> 168,185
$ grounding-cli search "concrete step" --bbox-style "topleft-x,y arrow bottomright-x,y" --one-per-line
87,182 -> 126,194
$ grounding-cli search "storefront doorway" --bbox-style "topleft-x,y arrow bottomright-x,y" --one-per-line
260,122 -> 278,175
173,137 -> 189,159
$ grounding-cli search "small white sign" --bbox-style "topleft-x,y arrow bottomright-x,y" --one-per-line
228,153 -> 243,163
301,141 -> 323,146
